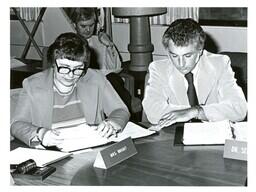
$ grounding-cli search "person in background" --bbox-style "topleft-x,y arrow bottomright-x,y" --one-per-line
142,18 -> 247,129
11,32 -> 130,148
70,8 -> 134,113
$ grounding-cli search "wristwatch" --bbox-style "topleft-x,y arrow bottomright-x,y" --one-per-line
195,105 -> 203,119
36,127 -> 44,142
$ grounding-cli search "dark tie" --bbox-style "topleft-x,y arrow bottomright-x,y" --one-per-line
185,72 -> 199,107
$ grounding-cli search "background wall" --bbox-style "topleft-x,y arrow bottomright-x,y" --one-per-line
10,8 -> 247,61
10,8 -> 74,60
112,23 -> 247,61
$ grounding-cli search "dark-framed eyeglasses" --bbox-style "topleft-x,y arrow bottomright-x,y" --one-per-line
55,61 -> 85,76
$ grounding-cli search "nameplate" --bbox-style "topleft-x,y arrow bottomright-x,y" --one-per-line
93,137 -> 137,169
223,139 -> 247,161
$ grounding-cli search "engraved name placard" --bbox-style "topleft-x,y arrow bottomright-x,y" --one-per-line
93,137 -> 137,169
223,139 -> 247,161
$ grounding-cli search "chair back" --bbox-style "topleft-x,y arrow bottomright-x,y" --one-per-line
220,52 -> 247,99
141,72 -> 150,123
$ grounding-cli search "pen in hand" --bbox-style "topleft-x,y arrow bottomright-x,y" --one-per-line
95,120 -> 119,138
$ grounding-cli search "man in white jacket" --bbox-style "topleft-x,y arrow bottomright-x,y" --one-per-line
142,18 -> 247,129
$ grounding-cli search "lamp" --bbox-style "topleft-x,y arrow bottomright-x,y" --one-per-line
112,8 -> 167,72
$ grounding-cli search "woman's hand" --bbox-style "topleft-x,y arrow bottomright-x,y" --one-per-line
40,129 -> 64,147
95,120 -> 121,138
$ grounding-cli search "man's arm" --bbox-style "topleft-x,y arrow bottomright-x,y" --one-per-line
201,56 -> 247,122
142,62 -> 188,124
157,105 -> 207,128
98,32 -> 122,70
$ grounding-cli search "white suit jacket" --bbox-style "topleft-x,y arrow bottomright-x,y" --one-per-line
142,50 -> 247,124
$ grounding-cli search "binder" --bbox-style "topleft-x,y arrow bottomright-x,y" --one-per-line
173,123 -> 184,146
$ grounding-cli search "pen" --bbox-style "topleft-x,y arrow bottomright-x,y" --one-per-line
229,122 -> 236,139
231,127 -> 236,139
112,128 -> 118,138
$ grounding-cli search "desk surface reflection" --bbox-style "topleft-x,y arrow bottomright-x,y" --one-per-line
11,125 -> 247,186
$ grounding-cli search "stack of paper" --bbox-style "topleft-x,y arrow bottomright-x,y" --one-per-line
10,147 -> 71,167
183,120 -> 247,145
56,122 -> 155,152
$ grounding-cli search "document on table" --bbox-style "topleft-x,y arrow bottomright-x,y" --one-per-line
10,147 -> 71,167
182,120 -> 247,145
56,121 -> 156,152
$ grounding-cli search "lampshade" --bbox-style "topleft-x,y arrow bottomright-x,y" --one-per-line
112,8 -> 167,17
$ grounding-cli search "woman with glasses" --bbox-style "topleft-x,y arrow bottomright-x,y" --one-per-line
11,32 -> 130,148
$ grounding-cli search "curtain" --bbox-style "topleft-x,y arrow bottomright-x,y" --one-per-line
112,7 -> 199,25
104,8 -> 113,38
18,7 -> 41,21
97,8 -> 105,31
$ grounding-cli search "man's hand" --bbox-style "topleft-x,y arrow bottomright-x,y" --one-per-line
98,32 -> 114,48
158,107 -> 198,128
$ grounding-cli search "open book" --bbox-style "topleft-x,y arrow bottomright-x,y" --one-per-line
10,147 -> 71,167
180,120 -> 247,145
55,122 -> 155,152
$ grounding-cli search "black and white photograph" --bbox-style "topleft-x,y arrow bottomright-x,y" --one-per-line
4,1 -> 255,191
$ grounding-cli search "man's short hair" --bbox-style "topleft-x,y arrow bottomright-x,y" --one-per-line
70,8 -> 97,24
162,18 -> 206,49
47,32 -> 90,72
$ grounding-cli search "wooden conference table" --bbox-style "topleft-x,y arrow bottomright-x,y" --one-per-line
11,124 -> 247,186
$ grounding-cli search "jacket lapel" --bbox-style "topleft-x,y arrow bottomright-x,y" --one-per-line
197,53 -> 216,104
